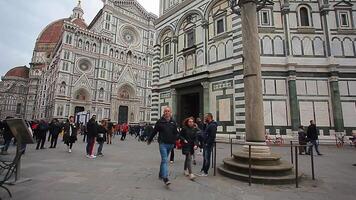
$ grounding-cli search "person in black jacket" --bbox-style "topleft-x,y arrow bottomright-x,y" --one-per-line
49,119 -> 62,148
96,119 -> 107,157
180,117 -> 199,180
86,115 -> 98,159
36,119 -> 49,150
307,120 -> 322,156
1,117 -> 14,155
63,116 -> 77,153
147,107 -> 179,186
298,125 -> 307,155
199,113 -> 217,177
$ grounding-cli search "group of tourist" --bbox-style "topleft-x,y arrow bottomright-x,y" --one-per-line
148,107 -> 218,185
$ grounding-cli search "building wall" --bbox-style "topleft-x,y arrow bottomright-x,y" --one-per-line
35,0 -> 156,123
153,0 -> 356,137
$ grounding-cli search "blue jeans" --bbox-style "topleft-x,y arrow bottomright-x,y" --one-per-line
202,144 -> 213,174
308,140 -> 321,155
86,136 -> 95,155
159,143 -> 174,179
97,141 -> 104,155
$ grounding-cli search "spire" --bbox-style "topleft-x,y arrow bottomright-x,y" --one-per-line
72,0 -> 84,19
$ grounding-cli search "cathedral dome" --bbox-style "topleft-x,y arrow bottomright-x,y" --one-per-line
4,66 -> 29,79
36,17 -> 87,45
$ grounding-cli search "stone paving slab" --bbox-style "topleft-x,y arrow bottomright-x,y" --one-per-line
1,135 -> 355,200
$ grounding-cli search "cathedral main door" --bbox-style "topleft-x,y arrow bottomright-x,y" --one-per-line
118,106 -> 129,124
176,85 -> 203,125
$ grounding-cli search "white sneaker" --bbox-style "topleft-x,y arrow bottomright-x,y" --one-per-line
197,173 -> 208,177
68,149 -> 72,153
90,155 -> 96,159
86,154 -> 90,158
184,170 -> 189,176
189,174 -> 196,180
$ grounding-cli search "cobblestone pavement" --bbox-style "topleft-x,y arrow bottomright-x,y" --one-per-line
1,135 -> 355,200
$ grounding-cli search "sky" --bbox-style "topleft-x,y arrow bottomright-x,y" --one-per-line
0,0 -> 159,77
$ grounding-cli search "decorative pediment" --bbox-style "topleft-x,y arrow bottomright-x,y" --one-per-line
73,74 -> 93,90
334,0 -> 353,7
113,0 -> 157,19
117,65 -> 136,86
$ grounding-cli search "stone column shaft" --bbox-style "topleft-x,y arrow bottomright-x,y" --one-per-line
240,0 -> 265,142
202,82 -> 210,117
288,73 -> 301,131
329,76 -> 344,132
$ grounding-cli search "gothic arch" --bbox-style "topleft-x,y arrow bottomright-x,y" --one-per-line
74,88 -> 90,101
118,83 -> 136,99
204,0 -> 225,21
175,10 -> 204,35
156,25 -> 175,45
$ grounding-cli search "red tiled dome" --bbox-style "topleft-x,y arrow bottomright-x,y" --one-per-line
37,18 -> 87,44
37,18 -> 67,44
4,66 -> 29,79
72,18 -> 87,29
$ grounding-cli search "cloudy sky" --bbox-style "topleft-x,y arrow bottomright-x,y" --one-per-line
0,0 -> 159,77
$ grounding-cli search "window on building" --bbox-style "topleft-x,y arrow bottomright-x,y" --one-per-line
66,34 -> 72,44
339,11 -> 350,28
64,51 -> 70,60
16,103 -> 21,114
92,43 -> 97,52
85,41 -> 90,51
100,70 -> 106,79
216,18 -> 225,34
260,10 -> 271,26
186,29 -> 195,48
299,7 -> 310,27
62,62 -> 69,71
164,43 -> 170,56
99,88 -> 104,99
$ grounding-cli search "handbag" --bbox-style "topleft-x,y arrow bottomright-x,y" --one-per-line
175,139 -> 183,149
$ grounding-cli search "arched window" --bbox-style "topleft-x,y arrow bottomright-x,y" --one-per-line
99,88 -> 104,99
92,43 -> 97,52
299,7 -> 310,27
115,50 -> 119,58
78,39 -> 83,48
85,41 -> 90,51
60,82 -> 66,94
109,49 -> 114,57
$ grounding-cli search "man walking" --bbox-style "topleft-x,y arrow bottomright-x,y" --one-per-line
86,115 -> 98,159
199,113 -> 217,177
147,107 -> 179,186
307,120 -> 322,156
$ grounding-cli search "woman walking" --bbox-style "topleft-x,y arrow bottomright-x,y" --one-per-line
180,117 -> 199,180
63,116 -> 78,153
97,119 -> 107,157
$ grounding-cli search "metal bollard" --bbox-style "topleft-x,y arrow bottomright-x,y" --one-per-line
290,141 -> 294,164
295,146 -> 299,188
230,138 -> 233,157
311,147 -> 315,180
248,145 -> 252,186
214,143 -> 217,176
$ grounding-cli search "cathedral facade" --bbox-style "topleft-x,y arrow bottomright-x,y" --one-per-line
152,0 -> 356,137
22,0 -> 156,123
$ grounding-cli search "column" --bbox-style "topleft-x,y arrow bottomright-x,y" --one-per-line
281,1 -> 291,56
201,81 -> 210,116
239,0 -> 265,143
172,36 -> 178,74
150,44 -> 161,123
202,20 -> 209,65
329,73 -> 344,132
171,88 -> 177,120
288,70 -> 301,132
